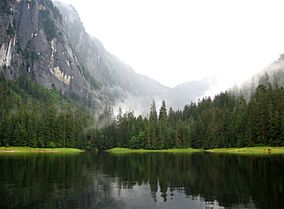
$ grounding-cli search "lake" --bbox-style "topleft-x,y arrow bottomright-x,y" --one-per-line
0,152 -> 283,209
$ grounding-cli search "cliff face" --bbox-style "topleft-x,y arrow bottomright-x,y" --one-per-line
0,0 -> 214,113
55,1 -> 214,112
0,0 -> 169,112
55,1 -> 171,111
0,0 -> 89,102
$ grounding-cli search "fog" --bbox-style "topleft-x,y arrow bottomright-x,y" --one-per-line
57,0 -> 284,93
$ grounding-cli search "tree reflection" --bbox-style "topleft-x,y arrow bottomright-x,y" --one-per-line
0,153 -> 283,209
95,152 -> 284,209
0,153 -> 125,209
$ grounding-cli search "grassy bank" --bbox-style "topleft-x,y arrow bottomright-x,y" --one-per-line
0,147 -> 84,153
107,147 -> 203,154
206,147 -> 284,154
108,147 -> 284,155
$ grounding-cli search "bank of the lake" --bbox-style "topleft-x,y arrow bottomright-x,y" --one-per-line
207,146 -> 284,154
108,147 -> 284,155
107,147 -> 203,154
0,147 -> 83,153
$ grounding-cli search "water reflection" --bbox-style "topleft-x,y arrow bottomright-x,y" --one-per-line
0,152 -> 283,209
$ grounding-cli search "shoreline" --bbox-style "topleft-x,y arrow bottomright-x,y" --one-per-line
206,147 -> 284,155
1,146 -> 283,154
107,147 -> 203,154
107,147 -> 284,155
0,147 -> 84,153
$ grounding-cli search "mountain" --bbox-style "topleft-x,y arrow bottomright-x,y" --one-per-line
167,77 -> 217,109
232,55 -> 284,100
0,0 -> 89,100
55,1 -> 213,112
0,0 -> 214,114
1,0 -> 283,151
55,1 -> 172,113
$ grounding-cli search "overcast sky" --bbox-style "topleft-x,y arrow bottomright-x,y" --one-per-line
58,0 -> 284,89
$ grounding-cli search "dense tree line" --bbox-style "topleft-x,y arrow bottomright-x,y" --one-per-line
1,73 -> 283,150
91,74 -> 284,150
0,74 -> 92,148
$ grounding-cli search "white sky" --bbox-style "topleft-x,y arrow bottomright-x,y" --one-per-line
58,0 -> 284,89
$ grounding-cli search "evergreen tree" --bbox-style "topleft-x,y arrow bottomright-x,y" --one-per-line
158,100 -> 168,148
148,101 -> 158,148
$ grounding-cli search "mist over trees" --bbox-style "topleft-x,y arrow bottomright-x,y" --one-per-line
91,73 -> 284,150
0,72 -> 283,150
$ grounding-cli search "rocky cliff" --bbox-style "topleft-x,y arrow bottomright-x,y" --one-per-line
0,0 -> 90,102
0,0 -> 214,114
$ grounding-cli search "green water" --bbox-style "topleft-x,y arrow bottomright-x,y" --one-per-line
0,152 -> 283,209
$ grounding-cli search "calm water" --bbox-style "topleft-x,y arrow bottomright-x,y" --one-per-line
0,152 -> 283,209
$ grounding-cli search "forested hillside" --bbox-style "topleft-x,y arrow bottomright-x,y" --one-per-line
92,75 -> 284,150
0,0 -> 283,150
0,74 -> 92,148
1,71 -> 283,150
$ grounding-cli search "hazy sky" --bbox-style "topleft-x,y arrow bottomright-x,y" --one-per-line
58,0 -> 284,89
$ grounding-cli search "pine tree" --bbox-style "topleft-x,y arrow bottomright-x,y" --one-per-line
254,85 -> 269,145
148,101 -> 158,148
65,110 -> 76,147
158,101 -> 168,148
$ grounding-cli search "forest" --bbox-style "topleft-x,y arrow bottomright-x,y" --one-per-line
0,74 -> 92,148
0,73 -> 283,150
91,73 -> 284,150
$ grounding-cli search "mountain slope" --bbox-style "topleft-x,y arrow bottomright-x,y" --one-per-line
167,77 -> 217,109
0,0 -> 90,100
55,1 -> 170,111
55,1 -> 216,111
0,0 -> 214,114
232,55 -> 284,99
